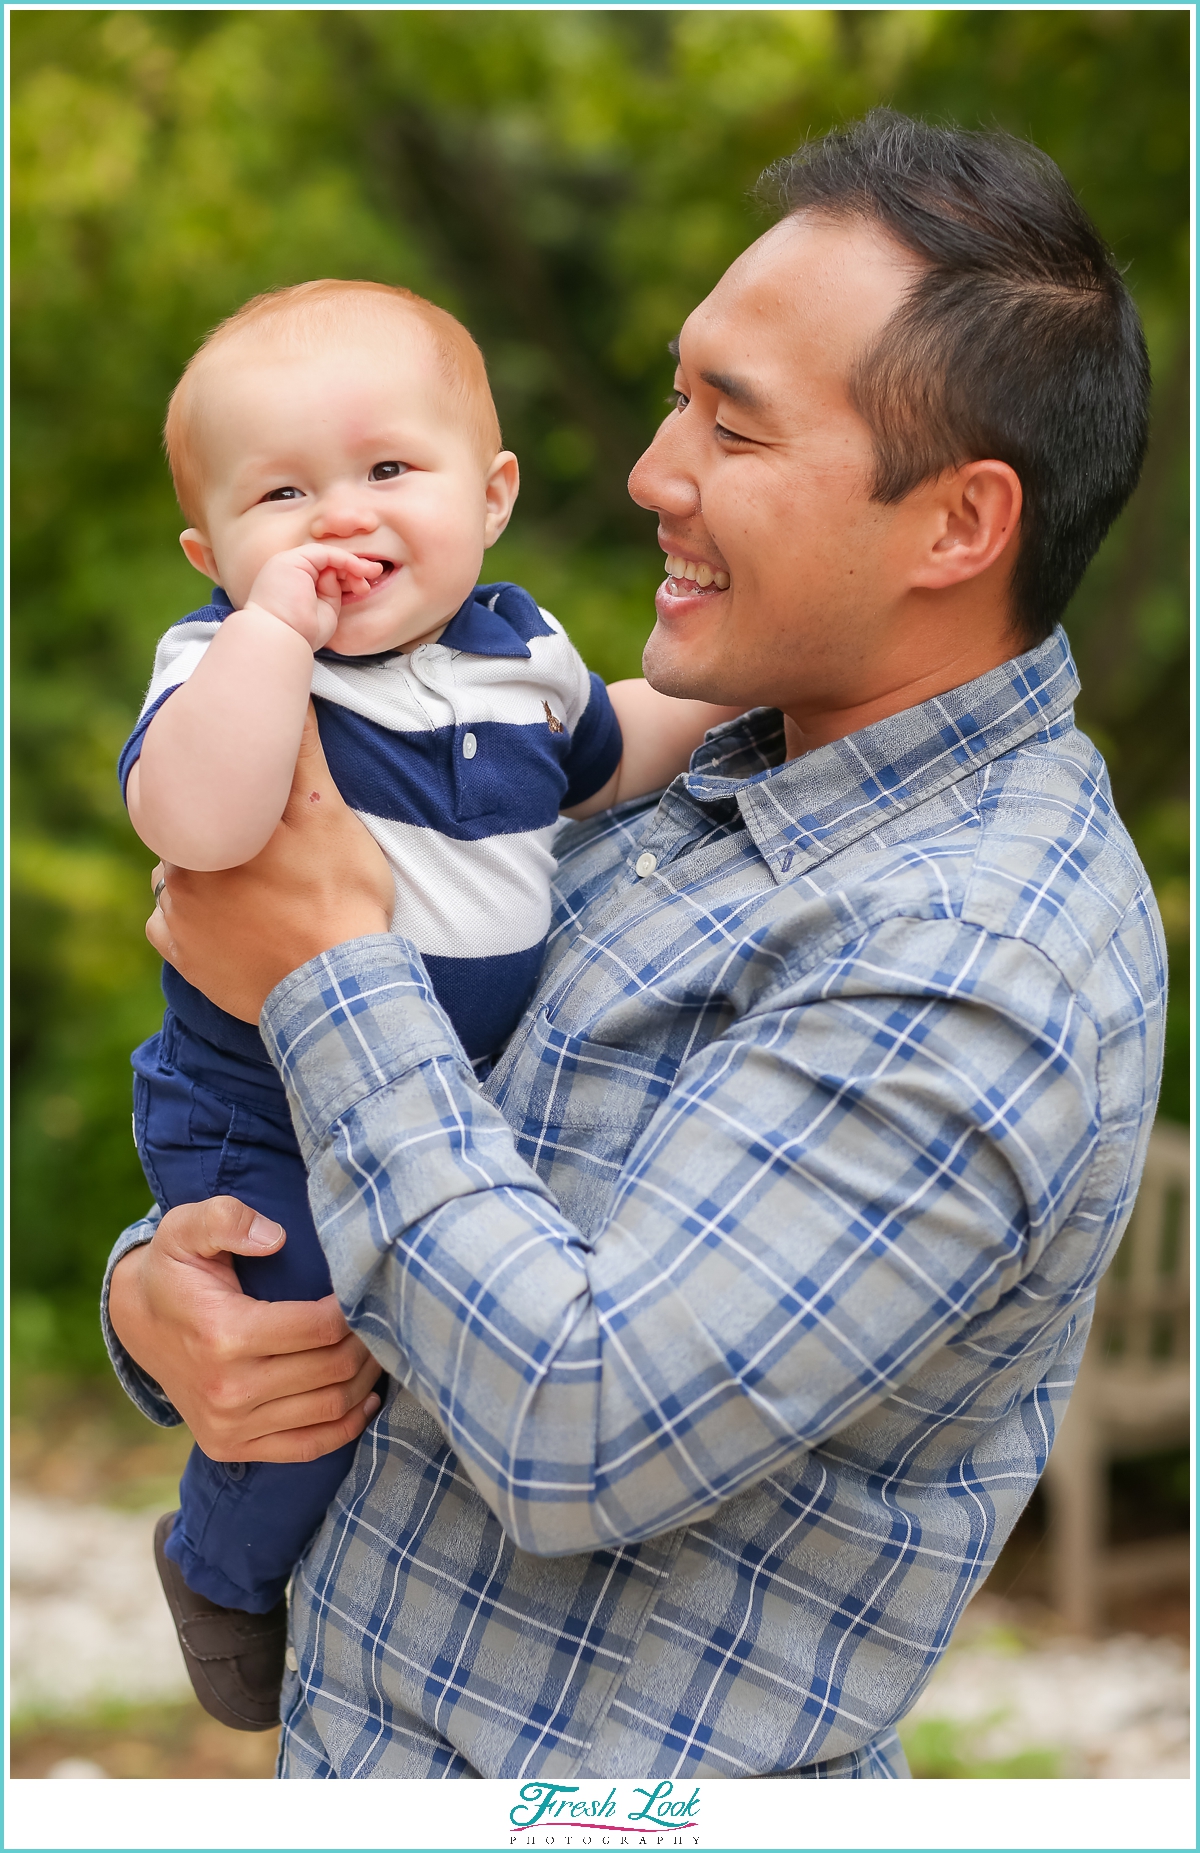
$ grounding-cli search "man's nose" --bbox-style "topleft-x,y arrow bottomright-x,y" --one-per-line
309,491 -> 378,540
627,411 -> 699,519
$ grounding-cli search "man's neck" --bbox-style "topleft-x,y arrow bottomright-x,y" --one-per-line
782,615 -> 1027,760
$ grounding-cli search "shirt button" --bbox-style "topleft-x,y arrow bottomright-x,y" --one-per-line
462,733 -> 477,760
635,852 -> 658,878
285,1645 -> 298,1673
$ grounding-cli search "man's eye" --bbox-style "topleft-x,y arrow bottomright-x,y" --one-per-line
369,461 -> 408,481
669,391 -> 690,412
261,486 -> 302,502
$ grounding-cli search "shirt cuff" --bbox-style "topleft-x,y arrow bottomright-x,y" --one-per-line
260,933 -> 472,1161
100,1206 -> 184,1428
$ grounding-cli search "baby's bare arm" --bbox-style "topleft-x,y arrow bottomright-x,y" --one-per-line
563,679 -> 742,820
127,611 -> 317,869
127,546 -> 382,870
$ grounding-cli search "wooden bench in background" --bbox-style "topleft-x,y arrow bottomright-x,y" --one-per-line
1042,1119 -> 1191,1634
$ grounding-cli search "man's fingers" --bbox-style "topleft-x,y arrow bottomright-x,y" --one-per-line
231,1350 -> 382,1446
288,702 -> 339,795
295,701 -> 331,766
147,860 -> 173,956
231,1391 -> 382,1465
154,1196 -> 285,1266
234,1292 -> 358,1362
146,907 -> 173,960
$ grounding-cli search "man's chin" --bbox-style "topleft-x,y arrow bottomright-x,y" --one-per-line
641,630 -> 697,700
642,633 -> 730,705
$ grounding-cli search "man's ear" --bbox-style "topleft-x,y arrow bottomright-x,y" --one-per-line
180,529 -> 219,580
910,461 -> 1022,592
482,452 -> 521,548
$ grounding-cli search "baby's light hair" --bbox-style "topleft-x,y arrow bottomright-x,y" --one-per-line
165,280 -> 503,524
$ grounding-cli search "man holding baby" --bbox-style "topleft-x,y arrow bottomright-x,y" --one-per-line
104,112 -> 1163,1779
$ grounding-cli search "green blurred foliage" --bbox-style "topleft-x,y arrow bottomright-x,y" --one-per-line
899,1715 -> 1062,1781
12,10 -> 1190,1373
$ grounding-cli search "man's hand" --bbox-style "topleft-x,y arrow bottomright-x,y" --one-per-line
244,544 -> 384,651
108,1196 -> 382,1463
147,705 -> 395,1021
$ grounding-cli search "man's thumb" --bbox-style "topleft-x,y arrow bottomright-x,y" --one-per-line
294,702 -> 331,777
156,1196 -> 286,1263
282,702 -> 344,824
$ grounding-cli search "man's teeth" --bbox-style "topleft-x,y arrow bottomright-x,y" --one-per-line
664,554 -> 730,590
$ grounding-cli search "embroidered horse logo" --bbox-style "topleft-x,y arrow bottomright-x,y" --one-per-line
543,702 -> 564,734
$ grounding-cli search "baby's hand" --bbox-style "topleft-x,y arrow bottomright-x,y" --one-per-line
244,546 -> 384,650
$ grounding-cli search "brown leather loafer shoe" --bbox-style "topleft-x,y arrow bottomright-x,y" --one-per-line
154,1511 -> 286,1732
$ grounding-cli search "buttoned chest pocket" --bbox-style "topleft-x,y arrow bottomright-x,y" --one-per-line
451,718 -> 570,825
494,1009 -> 679,1240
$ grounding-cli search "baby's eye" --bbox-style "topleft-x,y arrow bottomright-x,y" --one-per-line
261,486 -> 302,502
369,461 -> 409,481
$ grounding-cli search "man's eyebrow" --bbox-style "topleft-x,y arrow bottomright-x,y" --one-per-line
668,339 -> 766,415
698,369 -> 765,414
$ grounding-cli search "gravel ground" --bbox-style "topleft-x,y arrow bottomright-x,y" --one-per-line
10,1494 -> 192,1715
9,1492 -> 1191,1778
902,1597 -> 1191,1778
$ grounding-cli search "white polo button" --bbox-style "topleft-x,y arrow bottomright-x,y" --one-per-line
285,1645 -> 298,1673
635,852 -> 658,878
462,733 -> 477,759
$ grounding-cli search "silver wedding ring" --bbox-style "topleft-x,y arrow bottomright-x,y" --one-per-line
153,878 -> 167,904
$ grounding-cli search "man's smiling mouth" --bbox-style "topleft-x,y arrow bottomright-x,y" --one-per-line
663,552 -> 730,592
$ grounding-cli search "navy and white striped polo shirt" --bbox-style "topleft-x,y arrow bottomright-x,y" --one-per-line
119,581 -> 623,1063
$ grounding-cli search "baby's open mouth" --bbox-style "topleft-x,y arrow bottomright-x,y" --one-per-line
663,553 -> 730,592
344,557 -> 397,597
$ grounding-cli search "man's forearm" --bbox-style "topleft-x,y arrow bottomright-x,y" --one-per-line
265,923 -> 1084,1558
566,680 -> 741,818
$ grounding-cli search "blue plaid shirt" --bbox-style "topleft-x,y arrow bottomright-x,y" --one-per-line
104,628 -> 1165,1780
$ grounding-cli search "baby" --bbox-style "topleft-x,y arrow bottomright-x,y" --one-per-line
121,279 -> 733,1730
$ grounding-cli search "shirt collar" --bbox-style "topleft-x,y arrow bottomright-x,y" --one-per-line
438,583 -> 549,658
683,627 -> 1081,880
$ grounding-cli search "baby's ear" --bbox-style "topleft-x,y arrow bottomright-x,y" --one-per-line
482,451 -> 520,546
179,529 -> 218,579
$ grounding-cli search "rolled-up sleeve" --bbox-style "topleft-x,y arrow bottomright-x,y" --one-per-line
262,917 -> 1100,1559
100,1205 -> 183,1427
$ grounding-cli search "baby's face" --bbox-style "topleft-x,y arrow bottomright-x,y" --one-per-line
186,327 -> 511,654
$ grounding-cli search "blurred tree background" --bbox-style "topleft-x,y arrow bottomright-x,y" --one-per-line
12,8 -> 1190,1375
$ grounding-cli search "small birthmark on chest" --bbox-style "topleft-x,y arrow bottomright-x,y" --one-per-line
543,701 -> 565,734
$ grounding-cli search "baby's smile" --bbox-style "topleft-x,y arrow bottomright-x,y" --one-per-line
338,555 -> 398,601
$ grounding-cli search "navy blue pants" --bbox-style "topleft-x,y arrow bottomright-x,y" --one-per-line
132,1010 -> 362,1613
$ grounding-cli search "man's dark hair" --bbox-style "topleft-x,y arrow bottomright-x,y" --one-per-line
757,110 -> 1150,645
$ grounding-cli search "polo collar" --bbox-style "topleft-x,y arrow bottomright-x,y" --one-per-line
682,627 -> 1081,880
437,584 -> 545,659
